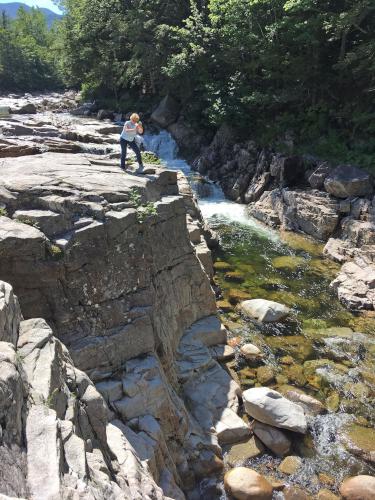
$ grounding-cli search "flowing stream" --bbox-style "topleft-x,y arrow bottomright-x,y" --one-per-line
144,131 -> 375,496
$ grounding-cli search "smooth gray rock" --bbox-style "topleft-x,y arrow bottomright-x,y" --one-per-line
252,420 -> 291,456
243,387 -> 307,434
26,406 -> 61,500
215,408 -> 250,445
324,165 -> 373,198
240,299 -> 290,322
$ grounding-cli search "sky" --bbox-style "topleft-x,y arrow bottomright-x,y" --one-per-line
0,0 -> 62,14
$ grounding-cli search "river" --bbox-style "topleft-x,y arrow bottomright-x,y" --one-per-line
144,130 -> 375,497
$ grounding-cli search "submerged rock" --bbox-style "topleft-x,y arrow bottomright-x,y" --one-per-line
224,467 -> 273,500
317,489 -> 340,500
339,475 -> 375,500
256,365 -> 275,384
340,423 -> 375,464
243,387 -> 308,434
225,436 -> 265,466
278,455 -> 302,475
228,289 -> 252,304
272,255 -> 307,271
284,485 -> 313,500
240,299 -> 291,322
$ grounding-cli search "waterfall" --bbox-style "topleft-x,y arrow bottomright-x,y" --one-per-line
144,130 -> 279,238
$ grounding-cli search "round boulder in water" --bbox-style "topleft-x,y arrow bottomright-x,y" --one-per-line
240,299 -> 291,322
339,475 -> 375,500
224,467 -> 273,500
243,387 -> 307,434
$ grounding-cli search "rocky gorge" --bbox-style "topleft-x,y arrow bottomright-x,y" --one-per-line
0,92 -> 374,500
184,121 -> 375,315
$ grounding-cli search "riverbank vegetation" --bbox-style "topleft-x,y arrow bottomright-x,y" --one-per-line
1,1 -> 374,168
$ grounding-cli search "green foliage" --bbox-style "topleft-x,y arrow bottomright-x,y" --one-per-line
142,152 -> 161,164
137,203 -> 158,223
16,216 -> 40,229
47,243 -> 64,260
129,187 -> 142,207
2,0 -> 374,167
0,207 -> 8,217
0,7 -> 62,91
128,188 -> 158,223
45,388 -> 59,408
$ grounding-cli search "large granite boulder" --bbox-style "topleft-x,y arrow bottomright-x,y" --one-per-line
151,95 -> 180,128
224,467 -> 273,500
243,387 -> 307,434
324,165 -> 373,198
240,299 -> 290,322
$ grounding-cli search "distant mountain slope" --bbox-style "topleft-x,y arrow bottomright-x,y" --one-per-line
0,2 -> 62,27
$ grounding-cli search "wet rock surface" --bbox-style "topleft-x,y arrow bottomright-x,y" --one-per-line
224,467 -> 273,500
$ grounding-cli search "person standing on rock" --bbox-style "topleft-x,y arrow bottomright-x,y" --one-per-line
120,113 -> 144,173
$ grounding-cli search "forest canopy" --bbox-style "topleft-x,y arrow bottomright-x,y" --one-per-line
1,1 -> 374,165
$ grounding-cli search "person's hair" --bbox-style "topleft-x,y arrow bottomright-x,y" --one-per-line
130,113 -> 140,122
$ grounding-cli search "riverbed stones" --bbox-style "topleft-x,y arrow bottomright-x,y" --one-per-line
278,455 -> 302,475
317,489 -> 340,500
324,165 -> 373,198
339,475 -> 375,500
228,289 -> 252,304
283,486 -> 313,500
340,423 -> 375,464
256,366 -> 275,384
240,299 -> 291,322
225,436 -> 265,466
224,467 -> 273,500
272,255 -> 307,271
243,387 -> 308,434
240,343 -> 263,360
252,421 -> 291,456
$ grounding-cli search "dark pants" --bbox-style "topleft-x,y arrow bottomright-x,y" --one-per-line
120,138 -> 143,169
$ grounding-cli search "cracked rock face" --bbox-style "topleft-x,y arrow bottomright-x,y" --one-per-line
0,151 -> 246,498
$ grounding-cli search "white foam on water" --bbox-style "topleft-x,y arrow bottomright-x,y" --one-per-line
144,130 -> 279,239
